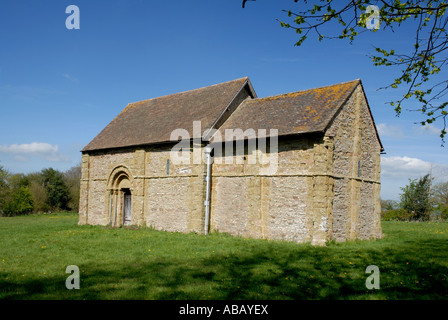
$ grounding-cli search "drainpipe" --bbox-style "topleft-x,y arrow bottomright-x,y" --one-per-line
204,146 -> 214,235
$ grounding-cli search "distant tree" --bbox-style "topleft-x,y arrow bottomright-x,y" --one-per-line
432,181 -> 448,220
41,168 -> 71,211
399,174 -> 432,220
64,164 -> 81,212
381,199 -> 398,211
432,181 -> 448,205
29,180 -> 49,213
0,165 -> 7,186
26,172 -> 46,212
0,165 -> 11,215
8,173 -> 30,189
0,169 -> 35,216
2,186 -> 34,217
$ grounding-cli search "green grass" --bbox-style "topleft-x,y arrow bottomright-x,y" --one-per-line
0,212 -> 447,300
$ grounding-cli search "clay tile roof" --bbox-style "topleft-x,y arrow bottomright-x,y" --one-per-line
214,79 -> 361,140
82,77 -> 253,152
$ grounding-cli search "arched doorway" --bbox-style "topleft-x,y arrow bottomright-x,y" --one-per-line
107,166 -> 134,227
122,188 -> 132,226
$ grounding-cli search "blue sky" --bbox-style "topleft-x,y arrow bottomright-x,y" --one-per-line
0,0 -> 447,200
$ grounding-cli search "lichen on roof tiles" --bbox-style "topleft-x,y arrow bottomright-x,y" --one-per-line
214,80 -> 360,140
82,78 -> 368,152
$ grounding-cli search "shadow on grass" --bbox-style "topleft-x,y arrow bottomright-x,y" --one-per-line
1,236 -> 447,300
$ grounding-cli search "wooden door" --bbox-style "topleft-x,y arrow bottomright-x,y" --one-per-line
123,189 -> 132,225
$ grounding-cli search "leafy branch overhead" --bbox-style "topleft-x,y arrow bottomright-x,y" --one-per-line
272,0 -> 448,142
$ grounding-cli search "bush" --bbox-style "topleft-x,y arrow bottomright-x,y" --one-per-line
29,181 -> 50,213
63,165 -> 81,212
382,208 -> 415,221
431,204 -> 448,221
442,205 -> 448,220
0,166 -> 10,215
2,186 -> 34,217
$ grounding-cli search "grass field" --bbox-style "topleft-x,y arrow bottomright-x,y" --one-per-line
0,212 -> 447,300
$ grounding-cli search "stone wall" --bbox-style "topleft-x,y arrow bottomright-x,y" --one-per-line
325,84 -> 382,241
79,83 -> 382,244
209,135 -> 333,244
79,144 -> 206,233
208,84 -> 381,244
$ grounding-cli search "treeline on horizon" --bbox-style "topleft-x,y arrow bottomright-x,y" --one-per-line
0,164 -> 80,216
381,174 -> 448,222
1,164 -> 448,221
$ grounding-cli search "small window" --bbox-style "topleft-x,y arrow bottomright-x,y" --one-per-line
357,160 -> 361,178
166,159 -> 170,175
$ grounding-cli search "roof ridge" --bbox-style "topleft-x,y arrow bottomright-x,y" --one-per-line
128,77 -> 250,106
249,79 -> 360,102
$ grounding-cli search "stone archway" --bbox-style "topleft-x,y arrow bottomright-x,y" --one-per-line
107,166 -> 134,227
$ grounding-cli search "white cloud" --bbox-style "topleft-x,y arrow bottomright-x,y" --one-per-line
0,142 -> 70,162
377,123 -> 403,139
61,73 -> 79,83
414,123 -> 442,135
381,156 -> 448,181
380,155 -> 448,200
0,142 -> 58,154
381,156 -> 432,179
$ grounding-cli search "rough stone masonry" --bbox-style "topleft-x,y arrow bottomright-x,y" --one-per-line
79,77 -> 383,245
